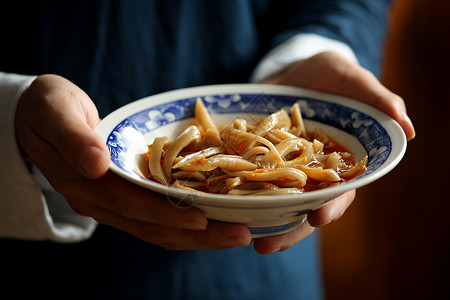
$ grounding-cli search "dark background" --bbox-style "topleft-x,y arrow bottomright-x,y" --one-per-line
321,0 -> 450,299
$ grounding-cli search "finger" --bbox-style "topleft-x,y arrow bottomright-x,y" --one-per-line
253,220 -> 315,255
335,62 -> 416,141
65,171 -> 209,231
307,189 -> 356,227
48,119 -> 110,179
371,91 -> 416,141
93,209 -> 252,250
45,93 -> 110,178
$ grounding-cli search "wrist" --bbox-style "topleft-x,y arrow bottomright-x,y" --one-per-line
251,33 -> 358,83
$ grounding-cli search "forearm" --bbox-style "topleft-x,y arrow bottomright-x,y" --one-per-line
251,33 -> 358,83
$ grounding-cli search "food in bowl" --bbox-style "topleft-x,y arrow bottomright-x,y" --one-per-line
95,84 -> 406,237
144,98 -> 367,195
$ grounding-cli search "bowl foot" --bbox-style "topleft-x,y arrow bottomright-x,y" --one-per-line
249,215 -> 307,238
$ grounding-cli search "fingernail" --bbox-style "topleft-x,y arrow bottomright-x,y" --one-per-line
224,236 -> 250,248
401,111 -> 416,140
80,146 -> 104,176
401,111 -> 411,123
267,247 -> 281,254
181,220 -> 207,230
317,219 -> 333,227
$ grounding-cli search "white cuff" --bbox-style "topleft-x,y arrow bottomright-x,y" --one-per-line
250,33 -> 359,83
0,72 -> 97,243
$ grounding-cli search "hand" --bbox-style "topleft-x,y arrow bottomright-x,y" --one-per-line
15,74 -> 252,250
263,51 -> 416,140
252,51 -> 415,254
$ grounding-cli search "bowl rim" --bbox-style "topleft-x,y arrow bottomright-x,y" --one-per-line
96,83 -> 407,206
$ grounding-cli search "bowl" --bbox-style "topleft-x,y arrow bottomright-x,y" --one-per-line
95,84 -> 406,237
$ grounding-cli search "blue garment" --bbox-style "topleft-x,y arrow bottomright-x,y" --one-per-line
2,225 -> 323,299
1,0 -> 389,116
1,1 -> 390,299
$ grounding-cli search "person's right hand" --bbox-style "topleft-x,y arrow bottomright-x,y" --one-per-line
15,74 -> 252,250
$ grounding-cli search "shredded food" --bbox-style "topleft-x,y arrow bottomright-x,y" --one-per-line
144,98 -> 367,195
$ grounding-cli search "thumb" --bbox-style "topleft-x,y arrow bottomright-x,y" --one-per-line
72,126 -> 111,179
263,51 -> 416,141
48,78 -> 110,179
18,74 -> 110,179
307,189 -> 356,227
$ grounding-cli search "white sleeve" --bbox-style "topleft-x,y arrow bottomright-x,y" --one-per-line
0,71 -> 97,243
250,33 -> 359,83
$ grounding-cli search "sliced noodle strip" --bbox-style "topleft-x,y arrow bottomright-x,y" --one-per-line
228,188 -> 302,196
221,127 -> 284,164
224,168 -> 307,188
172,170 -> 207,181
290,103 -> 305,137
284,138 -> 315,166
260,138 -> 302,168
242,146 -> 269,160
295,165 -> 340,182
148,136 -> 168,185
177,154 -> 258,172
195,97 -> 221,145
325,152 -> 342,170
340,156 -> 368,179
162,125 -> 201,180
251,109 -> 291,136
172,180 -> 205,193
172,147 -> 223,169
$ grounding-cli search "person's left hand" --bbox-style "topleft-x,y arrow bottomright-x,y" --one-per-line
252,51 -> 415,254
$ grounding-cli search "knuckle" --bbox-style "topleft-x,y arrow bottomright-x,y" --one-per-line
159,242 -> 184,251
141,226 -> 167,247
107,195 -> 130,216
140,226 -> 186,250
51,179 -> 76,197
391,94 -> 406,108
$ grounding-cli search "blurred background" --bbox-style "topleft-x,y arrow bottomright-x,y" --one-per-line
320,0 -> 450,299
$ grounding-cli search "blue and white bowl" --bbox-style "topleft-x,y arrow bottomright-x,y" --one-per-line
96,84 -> 406,237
